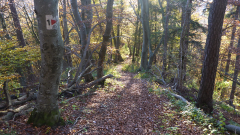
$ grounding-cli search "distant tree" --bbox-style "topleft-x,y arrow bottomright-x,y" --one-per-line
139,0 -> 163,70
114,0 -> 124,63
70,0 -> 94,83
9,0 -> 36,86
162,0 -> 170,77
97,0 -> 114,85
177,0 -> 191,90
62,0 -> 73,70
139,0 -> 150,70
81,0 -> 94,82
196,0 -> 227,114
229,6 -> 240,106
0,3 -> 11,39
225,6 -> 239,74
28,0 -> 64,126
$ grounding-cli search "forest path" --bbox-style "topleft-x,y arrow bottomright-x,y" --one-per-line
5,58 -> 204,135
71,61 -> 165,134
66,58 -> 204,134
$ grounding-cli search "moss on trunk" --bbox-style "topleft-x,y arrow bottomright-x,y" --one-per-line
27,108 -> 65,127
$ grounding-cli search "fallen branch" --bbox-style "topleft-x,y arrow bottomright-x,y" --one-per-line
67,64 -> 94,88
1,103 -> 34,121
85,74 -> 114,88
12,92 -> 37,106
62,91 -> 97,103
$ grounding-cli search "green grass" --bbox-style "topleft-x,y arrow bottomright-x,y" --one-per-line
122,63 -> 140,73
120,43 -> 130,60
103,64 -> 121,78
92,64 -> 121,79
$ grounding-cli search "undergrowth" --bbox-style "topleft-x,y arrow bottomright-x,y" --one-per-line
165,90 -> 227,134
147,82 -> 228,134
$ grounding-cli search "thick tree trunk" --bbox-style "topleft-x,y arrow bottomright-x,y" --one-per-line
97,0 -> 114,86
196,0 -> 227,114
225,6 -> 239,74
28,0 -> 64,127
140,0 -> 150,70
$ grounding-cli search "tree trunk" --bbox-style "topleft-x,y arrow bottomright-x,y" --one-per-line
196,0 -> 227,114
177,0 -> 191,90
225,6 -> 239,74
0,11 -> 11,39
9,0 -> 36,85
140,0 -> 150,70
229,9 -> 240,105
182,0 -> 192,81
28,0 -> 64,127
162,0 -> 170,76
63,0 -> 73,72
132,17 -> 139,63
97,0 -> 114,86
70,0 -> 94,83
81,0 -> 92,34
9,0 -> 26,48
114,24 -> 124,63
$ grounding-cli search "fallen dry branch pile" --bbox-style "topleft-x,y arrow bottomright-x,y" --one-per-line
0,74 -> 114,122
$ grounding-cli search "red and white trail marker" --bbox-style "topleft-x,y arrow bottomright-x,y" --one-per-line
46,15 -> 57,30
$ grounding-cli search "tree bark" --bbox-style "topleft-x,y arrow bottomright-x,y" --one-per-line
196,0 -> 227,114
229,11 -> 240,105
62,0 -> 73,76
114,24 -> 124,63
9,0 -> 26,48
162,0 -> 170,76
177,0 -> 191,90
81,0 -> 92,34
9,0 -> 36,85
0,11 -> 11,39
225,6 -> 239,74
140,0 -> 150,70
28,0 -> 64,127
182,0 -> 192,81
97,0 -> 114,86
71,0 -> 94,82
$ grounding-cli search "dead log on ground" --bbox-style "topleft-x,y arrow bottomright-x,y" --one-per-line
1,103 -> 34,121
85,74 -> 114,88
59,74 -> 114,98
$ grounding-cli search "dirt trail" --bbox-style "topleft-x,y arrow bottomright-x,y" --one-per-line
66,63 -> 203,135
1,61 -> 204,135
70,64 -> 164,134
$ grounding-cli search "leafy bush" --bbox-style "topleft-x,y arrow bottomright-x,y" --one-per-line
0,39 -> 40,88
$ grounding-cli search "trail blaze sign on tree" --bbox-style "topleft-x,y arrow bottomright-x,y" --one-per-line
46,15 -> 57,30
